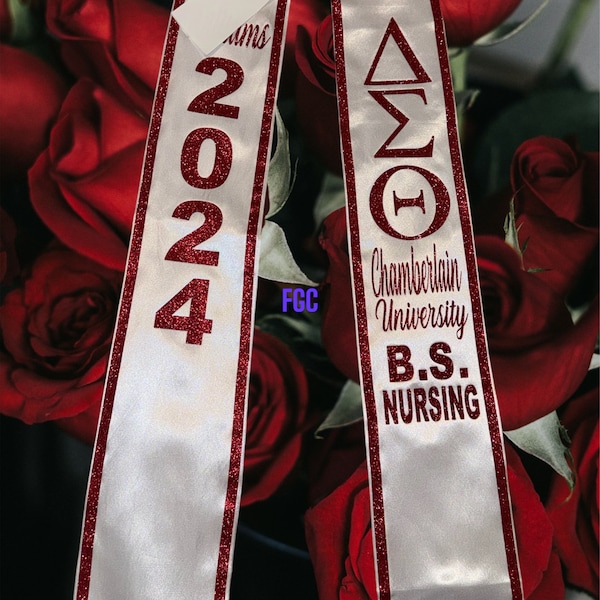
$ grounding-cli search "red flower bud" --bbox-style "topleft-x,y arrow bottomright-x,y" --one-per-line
440,0 -> 523,47
0,44 -> 68,178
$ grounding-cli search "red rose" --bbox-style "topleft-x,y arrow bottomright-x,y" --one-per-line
546,384 -> 599,597
0,245 -> 121,424
241,329 -> 310,505
0,207 -> 19,285
295,14 -> 342,174
280,0 -> 327,97
306,445 -> 564,599
28,78 -> 148,271
307,421 -> 366,507
0,0 -> 9,39
55,399 -> 102,445
319,207 -> 359,382
476,236 -> 599,430
46,0 -> 169,114
305,461 -> 377,600
440,0 -> 523,47
0,44 -> 68,178
505,443 -> 565,600
512,136 -> 599,299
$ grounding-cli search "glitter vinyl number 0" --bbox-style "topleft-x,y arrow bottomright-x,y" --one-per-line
154,57 -> 244,345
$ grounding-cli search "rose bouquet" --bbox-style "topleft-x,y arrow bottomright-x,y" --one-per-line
1,0 -> 598,599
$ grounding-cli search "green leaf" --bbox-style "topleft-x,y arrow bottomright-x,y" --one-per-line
258,221 -> 317,285
471,89 -> 599,198
257,312 -> 322,347
504,198 -> 553,272
256,312 -> 344,384
455,89 -> 480,114
474,0 -> 550,47
565,587 -> 597,600
266,108 -> 294,219
449,48 -> 469,93
7,0 -> 41,44
568,297 -> 597,325
447,47 -> 464,59
315,380 -> 363,438
503,197 -> 524,266
312,172 -> 346,232
505,411 -> 575,489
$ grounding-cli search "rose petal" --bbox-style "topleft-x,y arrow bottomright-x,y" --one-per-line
494,301 -> 599,430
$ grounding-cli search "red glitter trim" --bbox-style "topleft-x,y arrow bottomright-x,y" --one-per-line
75,11 -> 181,600
429,0 -> 523,597
331,1 -> 391,599
332,0 -> 524,598
213,1 -> 290,599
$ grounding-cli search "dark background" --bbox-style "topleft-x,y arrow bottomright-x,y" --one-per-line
0,416 -> 320,600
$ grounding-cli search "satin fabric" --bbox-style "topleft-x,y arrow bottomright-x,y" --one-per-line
331,0 -> 523,597
75,1 -> 287,599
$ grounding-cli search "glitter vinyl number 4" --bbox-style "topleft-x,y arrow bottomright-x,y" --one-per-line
153,57 -> 243,345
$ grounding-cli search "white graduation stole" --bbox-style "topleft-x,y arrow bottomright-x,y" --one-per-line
330,0 -> 524,597
74,1 -> 289,598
